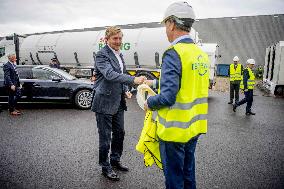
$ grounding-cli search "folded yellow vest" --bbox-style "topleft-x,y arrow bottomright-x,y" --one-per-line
136,111 -> 162,169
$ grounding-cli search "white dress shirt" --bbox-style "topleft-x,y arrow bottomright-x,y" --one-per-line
108,45 -> 124,73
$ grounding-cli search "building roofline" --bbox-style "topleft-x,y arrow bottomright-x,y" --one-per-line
5,13 -> 284,37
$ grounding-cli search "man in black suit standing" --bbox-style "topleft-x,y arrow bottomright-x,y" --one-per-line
91,26 -> 146,181
3,54 -> 22,116
49,58 -> 60,69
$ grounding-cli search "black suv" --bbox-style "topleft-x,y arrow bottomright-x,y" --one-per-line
0,65 -> 94,109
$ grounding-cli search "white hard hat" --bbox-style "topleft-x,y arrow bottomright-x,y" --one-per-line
162,1 -> 195,23
233,56 -> 239,61
136,84 -> 156,110
247,59 -> 255,65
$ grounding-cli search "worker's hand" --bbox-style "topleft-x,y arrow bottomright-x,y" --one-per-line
10,85 -> 16,91
134,76 -> 147,85
143,80 -> 154,87
144,101 -> 149,112
125,91 -> 132,99
244,89 -> 248,92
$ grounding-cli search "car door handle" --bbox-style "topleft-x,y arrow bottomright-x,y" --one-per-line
33,84 -> 40,87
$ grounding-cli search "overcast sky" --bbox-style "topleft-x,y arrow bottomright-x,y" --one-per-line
0,0 -> 283,36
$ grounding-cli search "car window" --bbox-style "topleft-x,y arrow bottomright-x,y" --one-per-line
17,67 -> 33,79
32,68 -> 62,80
53,68 -> 76,80
0,47 -> 5,58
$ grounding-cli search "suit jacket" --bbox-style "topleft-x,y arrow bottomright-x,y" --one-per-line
91,45 -> 135,115
3,61 -> 20,87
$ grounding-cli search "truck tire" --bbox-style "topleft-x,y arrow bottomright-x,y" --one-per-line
274,86 -> 284,97
74,89 -> 92,109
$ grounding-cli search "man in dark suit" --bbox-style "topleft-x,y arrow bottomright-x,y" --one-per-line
3,54 -> 22,115
49,58 -> 60,69
91,26 -> 145,181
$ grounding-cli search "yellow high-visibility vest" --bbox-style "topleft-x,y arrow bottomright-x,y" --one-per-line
240,67 -> 255,90
230,64 -> 242,81
136,85 -> 161,169
136,111 -> 162,169
155,43 -> 209,143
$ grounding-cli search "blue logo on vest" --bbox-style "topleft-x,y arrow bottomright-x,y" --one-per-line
192,55 -> 208,76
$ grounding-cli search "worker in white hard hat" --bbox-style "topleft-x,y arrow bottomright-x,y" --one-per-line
233,59 -> 256,115
144,2 -> 209,188
228,56 -> 243,104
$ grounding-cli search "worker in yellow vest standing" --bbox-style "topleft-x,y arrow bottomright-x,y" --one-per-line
228,56 -> 243,104
233,59 -> 256,115
144,2 -> 209,188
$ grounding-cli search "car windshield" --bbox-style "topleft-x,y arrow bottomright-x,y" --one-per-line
52,68 -> 77,80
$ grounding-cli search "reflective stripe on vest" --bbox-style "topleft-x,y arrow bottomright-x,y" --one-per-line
156,43 -> 209,143
230,64 -> 242,81
158,113 -> 207,129
171,97 -> 208,110
240,67 -> 255,89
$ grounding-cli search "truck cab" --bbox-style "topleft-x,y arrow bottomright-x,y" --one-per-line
263,41 -> 284,96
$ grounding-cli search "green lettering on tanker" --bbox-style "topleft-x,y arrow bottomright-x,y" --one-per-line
123,43 -> 130,50
98,43 -> 131,50
98,43 -> 104,50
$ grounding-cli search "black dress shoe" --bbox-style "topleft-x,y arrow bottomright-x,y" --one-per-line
228,101 -> 233,104
111,162 -> 129,172
246,112 -> 256,115
233,104 -> 237,112
102,170 -> 120,181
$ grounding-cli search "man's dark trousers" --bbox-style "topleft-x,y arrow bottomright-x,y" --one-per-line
236,89 -> 253,113
7,87 -> 21,112
96,106 -> 125,173
160,137 -> 198,189
229,80 -> 241,103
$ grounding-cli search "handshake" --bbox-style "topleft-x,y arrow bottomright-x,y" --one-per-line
134,76 -> 147,85
134,76 -> 155,87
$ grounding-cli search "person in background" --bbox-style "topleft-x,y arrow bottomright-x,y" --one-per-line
49,58 -> 60,69
3,54 -> 22,116
91,26 -> 146,181
228,56 -> 243,104
233,59 -> 256,115
144,2 -> 209,188
256,65 -> 263,79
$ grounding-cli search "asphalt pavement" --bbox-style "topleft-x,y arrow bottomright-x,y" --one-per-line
0,90 -> 283,189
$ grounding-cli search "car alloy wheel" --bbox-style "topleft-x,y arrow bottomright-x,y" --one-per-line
75,89 -> 92,109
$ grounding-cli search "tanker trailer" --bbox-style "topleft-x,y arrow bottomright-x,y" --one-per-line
0,26 -> 218,86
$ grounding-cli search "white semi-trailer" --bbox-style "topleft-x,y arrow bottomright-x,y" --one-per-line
0,26 -> 218,87
263,41 -> 284,96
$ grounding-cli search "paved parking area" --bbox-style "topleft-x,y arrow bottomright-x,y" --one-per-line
0,90 -> 283,189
